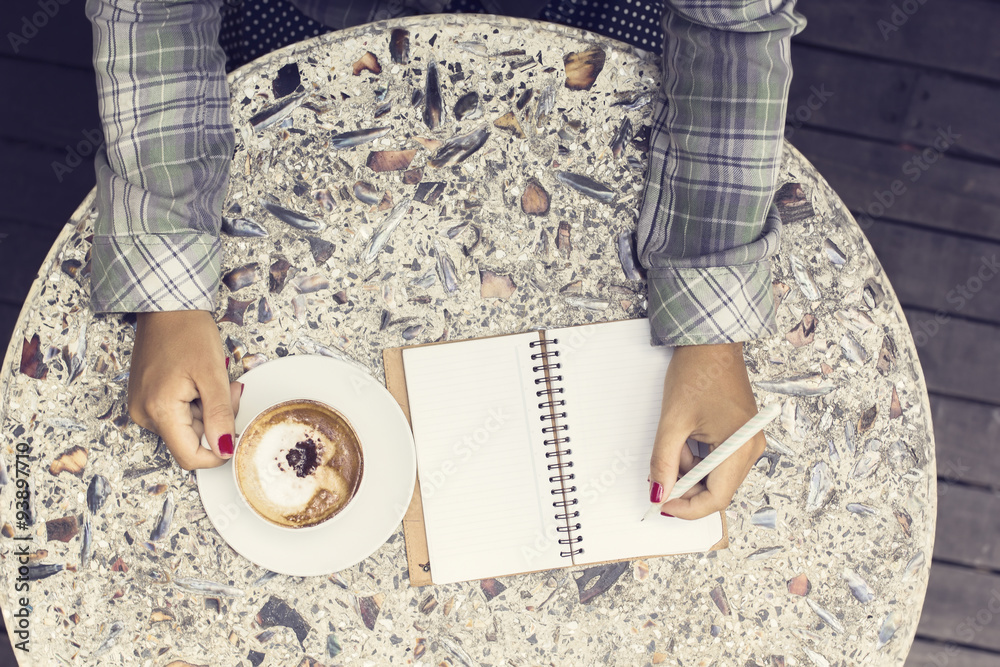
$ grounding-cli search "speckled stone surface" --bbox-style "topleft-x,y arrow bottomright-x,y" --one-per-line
0,15 -> 934,667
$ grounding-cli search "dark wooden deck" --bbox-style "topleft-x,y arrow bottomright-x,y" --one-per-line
1,0 -> 999,664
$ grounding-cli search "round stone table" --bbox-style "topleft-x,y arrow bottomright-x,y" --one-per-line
0,14 -> 935,667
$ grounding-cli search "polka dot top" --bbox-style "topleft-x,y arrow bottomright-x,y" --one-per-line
219,0 -> 665,71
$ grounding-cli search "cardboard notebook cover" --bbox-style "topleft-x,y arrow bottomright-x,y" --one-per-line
383,324 -> 729,587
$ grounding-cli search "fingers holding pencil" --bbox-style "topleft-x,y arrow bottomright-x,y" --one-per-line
642,402 -> 779,522
645,342 -> 773,522
658,430 -> 766,520
647,427 -> 697,506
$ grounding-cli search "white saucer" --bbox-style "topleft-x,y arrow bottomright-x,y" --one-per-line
195,355 -> 416,576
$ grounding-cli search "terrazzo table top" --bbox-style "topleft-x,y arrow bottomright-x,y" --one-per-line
0,14 -> 935,667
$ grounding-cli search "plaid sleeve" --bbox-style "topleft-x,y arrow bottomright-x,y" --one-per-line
638,0 -> 807,346
86,0 -> 234,313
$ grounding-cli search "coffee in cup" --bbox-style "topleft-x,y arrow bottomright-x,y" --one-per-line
233,399 -> 364,528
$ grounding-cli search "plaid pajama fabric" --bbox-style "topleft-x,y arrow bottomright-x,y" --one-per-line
87,0 -> 805,345
87,0 -> 234,312
639,0 -> 806,345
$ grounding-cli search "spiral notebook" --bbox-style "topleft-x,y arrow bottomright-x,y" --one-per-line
383,318 -> 727,586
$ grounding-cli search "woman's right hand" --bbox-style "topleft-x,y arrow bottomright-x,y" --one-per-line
127,310 -> 243,470
648,342 -> 766,519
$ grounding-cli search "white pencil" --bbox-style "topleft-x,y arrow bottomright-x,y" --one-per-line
640,402 -> 782,522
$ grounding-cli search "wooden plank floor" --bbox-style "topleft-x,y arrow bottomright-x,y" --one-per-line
789,1 -> 1000,664
0,0 -> 998,665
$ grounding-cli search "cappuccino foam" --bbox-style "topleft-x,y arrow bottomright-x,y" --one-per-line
251,422 -> 346,507
235,401 -> 363,528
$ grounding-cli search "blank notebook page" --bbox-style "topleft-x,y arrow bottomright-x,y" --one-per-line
549,318 -> 723,565
402,332 -> 565,584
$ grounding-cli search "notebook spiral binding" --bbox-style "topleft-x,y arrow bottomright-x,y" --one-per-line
530,337 -> 584,558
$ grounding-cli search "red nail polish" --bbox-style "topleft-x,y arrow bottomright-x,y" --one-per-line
225,357 -> 230,369
650,482 -> 663,504
218,433 -> 234,456
240,383 -> 245,397
661,511 -> 674,518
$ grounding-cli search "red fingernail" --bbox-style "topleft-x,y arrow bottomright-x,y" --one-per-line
240,383 -> 245,396
225,357 -> 230,369
661,511 -> 674,518
650,482 -> 663,504
218,433 -> 234,456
